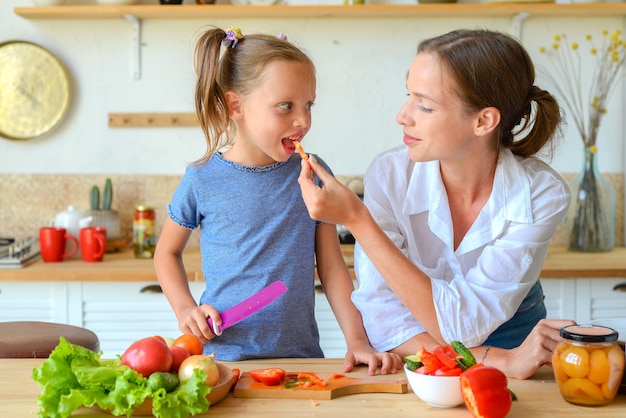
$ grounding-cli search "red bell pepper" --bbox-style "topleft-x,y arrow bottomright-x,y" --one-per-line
460,365 -> 517,418
248,368 -> 286,386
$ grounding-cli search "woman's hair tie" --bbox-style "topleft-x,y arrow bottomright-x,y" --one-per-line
223,27 -> 243,48
276,33 -> 288,41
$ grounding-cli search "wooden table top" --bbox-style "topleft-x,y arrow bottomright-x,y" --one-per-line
1,358 -> 624,417
2,246 -> 626,282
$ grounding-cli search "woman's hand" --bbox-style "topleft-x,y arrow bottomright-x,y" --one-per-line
498,318 -> 576,379
298,156 -> 365,228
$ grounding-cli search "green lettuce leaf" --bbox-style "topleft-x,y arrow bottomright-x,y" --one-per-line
32,337 -> 211,418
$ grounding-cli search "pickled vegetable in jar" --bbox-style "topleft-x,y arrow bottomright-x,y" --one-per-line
552,324 -> 625,406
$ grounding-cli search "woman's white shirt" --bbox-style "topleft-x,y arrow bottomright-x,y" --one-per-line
351,145 -> 570,350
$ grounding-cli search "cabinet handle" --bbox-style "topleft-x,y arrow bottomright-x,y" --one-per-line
613,282 -> 626,292
140,284 -> 163,294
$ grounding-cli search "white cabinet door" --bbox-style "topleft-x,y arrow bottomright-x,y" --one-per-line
540,279 -> 577,321
80,281 -> 205,358
576,278 -> 626,323
0,282 -> 68,323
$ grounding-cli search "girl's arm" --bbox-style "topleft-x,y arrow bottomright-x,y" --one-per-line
154,218 -> 219,343
315,219 -> 403,375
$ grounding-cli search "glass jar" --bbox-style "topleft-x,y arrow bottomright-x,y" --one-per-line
133,206 -> 156,259
552,324 -> 625,406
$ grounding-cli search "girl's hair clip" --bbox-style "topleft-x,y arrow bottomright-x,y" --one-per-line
276,33 -> 288,41
223,27 -> 244,48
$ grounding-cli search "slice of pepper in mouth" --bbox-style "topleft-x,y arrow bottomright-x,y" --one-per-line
293,140 -> 308,161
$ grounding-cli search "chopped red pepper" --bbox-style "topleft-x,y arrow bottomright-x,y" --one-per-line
433,346 -> 460,370
297,372 -> 327,387
460,365 -> 517,418
248,368 -> 286,386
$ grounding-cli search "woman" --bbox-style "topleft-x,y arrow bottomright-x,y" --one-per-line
298,29 -> 575,379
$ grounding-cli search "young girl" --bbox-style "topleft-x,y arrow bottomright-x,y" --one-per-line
154,27 -> 401,375
299,29 -> 575,379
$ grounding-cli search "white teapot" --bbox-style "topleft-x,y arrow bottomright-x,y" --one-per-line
53,206 -> 92,258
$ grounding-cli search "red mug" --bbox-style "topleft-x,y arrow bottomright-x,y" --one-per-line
39,227 -> 78,262
80,226 -> 107,262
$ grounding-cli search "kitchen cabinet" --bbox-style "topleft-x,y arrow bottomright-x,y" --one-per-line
2,247 -> 626,359
542,277 -> 626,325
77,281 -> 206,358
0,282 -> 68,324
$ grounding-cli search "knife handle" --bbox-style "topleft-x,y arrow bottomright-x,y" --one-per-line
207,318 -> 222,336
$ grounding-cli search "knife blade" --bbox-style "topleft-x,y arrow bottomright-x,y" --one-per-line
208,280 -> 288,335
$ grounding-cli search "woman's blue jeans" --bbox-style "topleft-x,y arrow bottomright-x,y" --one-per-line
482,280 -> 547,349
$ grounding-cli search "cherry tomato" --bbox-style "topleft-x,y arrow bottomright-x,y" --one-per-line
172,333 -> 204,356
151,335 -> 167,345
121,337 -> 173,378
249,368 -> 286,386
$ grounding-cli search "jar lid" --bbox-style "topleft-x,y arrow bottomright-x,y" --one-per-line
560,324 -> 618,343
135,205 -> 154,211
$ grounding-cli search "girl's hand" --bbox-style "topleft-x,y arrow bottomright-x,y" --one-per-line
178,304 -> 222,344
298,156 -> 364,228
343,341 -> 404,376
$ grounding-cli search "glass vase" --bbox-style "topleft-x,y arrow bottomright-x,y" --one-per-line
565,146 -> 616,252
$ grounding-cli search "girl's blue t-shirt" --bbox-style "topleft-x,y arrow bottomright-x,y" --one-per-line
168,152 -> 328,360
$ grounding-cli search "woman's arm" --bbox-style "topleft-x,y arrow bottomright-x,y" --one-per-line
300,157 -> 444,343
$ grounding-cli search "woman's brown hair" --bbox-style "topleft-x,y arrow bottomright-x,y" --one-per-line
417,29 -> 562,158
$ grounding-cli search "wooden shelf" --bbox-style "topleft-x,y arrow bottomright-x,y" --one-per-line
14,4 -> 626,20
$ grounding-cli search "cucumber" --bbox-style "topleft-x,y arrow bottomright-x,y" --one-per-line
450,341 -> 477,370
147,372 -> 180,393
403,354 -> 423,371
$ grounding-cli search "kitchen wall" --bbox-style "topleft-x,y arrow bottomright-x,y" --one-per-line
1,0 -> 625,246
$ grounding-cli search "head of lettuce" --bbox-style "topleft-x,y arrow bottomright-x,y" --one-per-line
32,337 -> 211,418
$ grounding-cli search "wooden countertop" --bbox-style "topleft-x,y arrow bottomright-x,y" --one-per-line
1,358 -> 624,417
1,245 -> 626,282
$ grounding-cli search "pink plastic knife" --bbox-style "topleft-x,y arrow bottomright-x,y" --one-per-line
207,280 -> 288,335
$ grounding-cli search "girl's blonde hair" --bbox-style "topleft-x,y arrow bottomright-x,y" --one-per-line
193,28 -> 315,165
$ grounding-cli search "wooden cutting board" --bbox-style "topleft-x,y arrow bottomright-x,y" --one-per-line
234,371 -> 407,400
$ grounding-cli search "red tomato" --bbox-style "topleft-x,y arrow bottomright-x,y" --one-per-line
178,354 -> 220,386
169,345 -> 191,373
172,334 -> 204,356
249,368 -> 286,386
121,337 -> 173,378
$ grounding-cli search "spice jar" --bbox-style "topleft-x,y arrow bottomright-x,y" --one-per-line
552,324 -> 625,406
133,206 -> 156,259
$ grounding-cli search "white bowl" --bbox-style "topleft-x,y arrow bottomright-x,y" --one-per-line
404,364 -> 464,408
